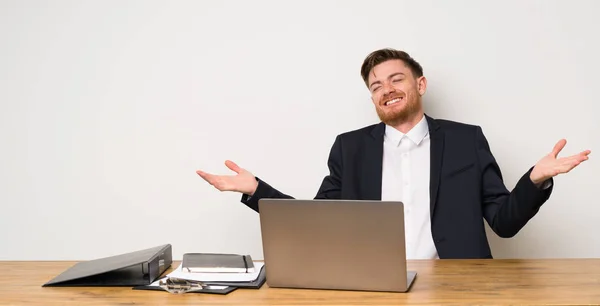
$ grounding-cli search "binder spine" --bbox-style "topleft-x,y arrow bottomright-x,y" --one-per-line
147,245 -> 173,282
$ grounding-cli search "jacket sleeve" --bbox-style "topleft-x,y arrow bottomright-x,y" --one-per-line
477,126 -> 553,238
240,135 -> 344,212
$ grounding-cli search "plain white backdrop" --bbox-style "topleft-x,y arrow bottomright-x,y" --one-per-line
1,0 -> 598,260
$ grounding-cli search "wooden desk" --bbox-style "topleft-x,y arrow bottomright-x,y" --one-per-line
1,259 -> 599,305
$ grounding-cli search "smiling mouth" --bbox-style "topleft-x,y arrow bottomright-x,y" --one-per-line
384,97 -> 403,106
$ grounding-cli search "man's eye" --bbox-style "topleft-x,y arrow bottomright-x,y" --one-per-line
372,87 -> 381,92
393,79 -> 403,83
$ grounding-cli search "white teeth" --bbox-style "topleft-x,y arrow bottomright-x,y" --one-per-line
385,98 -> 401,106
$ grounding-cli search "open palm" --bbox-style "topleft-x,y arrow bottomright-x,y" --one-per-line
530,139 -> 591,185
196,160 -> 258,195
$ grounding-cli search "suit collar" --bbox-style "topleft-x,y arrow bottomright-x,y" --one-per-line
370,121 -> 386,139
370,113 -> 439,138
384,115 -> 429,146
425,114 -> 440,132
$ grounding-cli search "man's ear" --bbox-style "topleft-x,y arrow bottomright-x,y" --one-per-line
417,76 -> 427,95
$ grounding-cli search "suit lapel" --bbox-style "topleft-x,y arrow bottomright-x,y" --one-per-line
364,122 -> 385,200
426,115 -> 444,217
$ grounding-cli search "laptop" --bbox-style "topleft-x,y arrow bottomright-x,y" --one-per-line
258,199 -> 417,292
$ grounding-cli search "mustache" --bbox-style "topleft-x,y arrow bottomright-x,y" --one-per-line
379,92 -> 405,104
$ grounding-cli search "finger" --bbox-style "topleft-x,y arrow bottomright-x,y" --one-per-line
556,156 -> 588,173
551,139 -> 567,158
563,152 -> 590,163
225,160 -> 242,174
197,172 -> 235,191
580,149 -> 592,157
196,170 -> 217,183
556,161 -> 581,174
578,152 -> 591,162
566,150 -> 592,159
196,170 -> 210,179
558,157 -> 580,168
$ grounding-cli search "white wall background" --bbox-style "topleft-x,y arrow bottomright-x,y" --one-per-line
1,0 -> 598,261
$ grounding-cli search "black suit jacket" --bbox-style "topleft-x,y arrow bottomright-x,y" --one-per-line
241,115 -> 553,259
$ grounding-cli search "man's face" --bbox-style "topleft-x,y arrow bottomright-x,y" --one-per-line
367,59 -> 426,125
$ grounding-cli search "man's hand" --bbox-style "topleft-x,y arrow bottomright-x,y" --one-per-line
196,160 -> 259,195
530,139 -> 591,186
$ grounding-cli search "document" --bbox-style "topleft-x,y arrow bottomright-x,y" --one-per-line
167,262 -> 265,282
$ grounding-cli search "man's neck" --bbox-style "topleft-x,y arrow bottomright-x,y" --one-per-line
390,112 -> 425,134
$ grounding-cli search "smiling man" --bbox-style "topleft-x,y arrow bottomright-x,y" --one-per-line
196,48 -> 591,259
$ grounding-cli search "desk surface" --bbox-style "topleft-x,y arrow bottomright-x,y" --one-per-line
1,259 -> 599,305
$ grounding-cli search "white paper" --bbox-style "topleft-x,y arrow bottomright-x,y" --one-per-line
166,262 -> 264,282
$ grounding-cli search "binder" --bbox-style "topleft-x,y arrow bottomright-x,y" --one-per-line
42,244 -> 172,287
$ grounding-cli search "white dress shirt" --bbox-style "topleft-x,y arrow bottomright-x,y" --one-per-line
381,115 -> 439,259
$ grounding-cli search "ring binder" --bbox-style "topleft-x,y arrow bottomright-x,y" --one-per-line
42,244 -> 172,287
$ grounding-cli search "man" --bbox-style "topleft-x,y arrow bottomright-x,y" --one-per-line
196,48 -> 591,259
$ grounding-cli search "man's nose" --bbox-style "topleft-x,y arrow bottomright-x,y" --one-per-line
382,83 -> 395,96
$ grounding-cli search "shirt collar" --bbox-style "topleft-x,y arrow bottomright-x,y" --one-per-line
384,115 -> 429,146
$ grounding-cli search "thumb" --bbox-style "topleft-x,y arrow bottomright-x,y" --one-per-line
224,160 -> 243,174
551,139 -> 567,158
